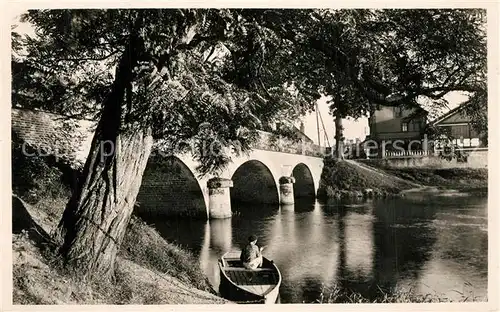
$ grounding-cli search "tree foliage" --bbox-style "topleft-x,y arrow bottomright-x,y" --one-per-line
12,9 -> 319,175
12,9 -> 325,279
232,9 -> 487,156
13,9 -> 487,156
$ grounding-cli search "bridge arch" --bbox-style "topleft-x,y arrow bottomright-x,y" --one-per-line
292,163 -> 316,199
230,160 -> 279,205
136,155 -> 207,218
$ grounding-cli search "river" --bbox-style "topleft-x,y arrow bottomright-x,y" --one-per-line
143,193 -> 488,303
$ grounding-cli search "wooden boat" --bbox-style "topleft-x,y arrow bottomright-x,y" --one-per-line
218,250 -> 282,304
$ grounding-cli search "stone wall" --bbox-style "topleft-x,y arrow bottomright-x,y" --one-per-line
359,149 -> 488,169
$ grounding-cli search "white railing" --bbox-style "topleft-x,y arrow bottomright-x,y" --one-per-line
384,149 -> 432,158
383,146 -> 488,159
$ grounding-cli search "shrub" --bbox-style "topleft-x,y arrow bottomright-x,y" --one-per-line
11,131 -> 78,204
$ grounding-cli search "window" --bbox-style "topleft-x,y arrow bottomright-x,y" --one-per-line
401,122 -> 408,132
409,120 -> 421,132
393,107 -> 402,117
451,124 -> 470,138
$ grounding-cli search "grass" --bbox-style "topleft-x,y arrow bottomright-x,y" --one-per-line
13,228 -> 227,304
314,284 -> 485,303
120,216 -> 214,293
318,158 -> 488,199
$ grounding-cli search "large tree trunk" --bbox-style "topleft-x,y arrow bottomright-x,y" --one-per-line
334,112 -> 344,160
55,127 -> 153,279
54,43 -> 154,279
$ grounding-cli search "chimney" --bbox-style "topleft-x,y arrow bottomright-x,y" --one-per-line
300,121 -> 305,133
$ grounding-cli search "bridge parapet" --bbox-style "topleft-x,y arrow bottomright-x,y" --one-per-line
254,130 -> 325,157
11,108 -> 326,169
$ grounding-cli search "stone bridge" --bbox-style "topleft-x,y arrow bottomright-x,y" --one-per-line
11,108 -> 326,219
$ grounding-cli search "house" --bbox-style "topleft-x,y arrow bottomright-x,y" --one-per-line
269,120 -> 314,144
366,105 -> 428,155
365,100 -> 486,158
296,122 -> 314,144
431,102 -> 486,148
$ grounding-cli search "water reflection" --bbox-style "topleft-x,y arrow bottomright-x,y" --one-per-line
344,209 -> 374,281
209,218 -> 232,253
369,199 -> 437,300
140,194 -> 487,303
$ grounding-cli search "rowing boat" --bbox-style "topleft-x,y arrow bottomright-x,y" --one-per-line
218,250 -> 281,304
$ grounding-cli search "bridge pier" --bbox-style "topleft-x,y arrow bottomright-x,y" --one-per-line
279,176 -> 296,205
207,178 -> 233,219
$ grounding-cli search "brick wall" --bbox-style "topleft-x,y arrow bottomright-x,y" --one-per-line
135,156 -> 207,218
11,108 -> 95,167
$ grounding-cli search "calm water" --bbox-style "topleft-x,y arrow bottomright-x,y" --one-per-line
143,194 -> 488,303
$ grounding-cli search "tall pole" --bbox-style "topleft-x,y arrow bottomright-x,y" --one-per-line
316,102 -> 321,146
318,108 -> 331,147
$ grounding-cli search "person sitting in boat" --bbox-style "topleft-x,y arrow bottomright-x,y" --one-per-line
240,234 -> 264,270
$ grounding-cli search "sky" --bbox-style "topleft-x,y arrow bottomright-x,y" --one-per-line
300,96 -> 369,147
10,10 -> 470,147
300,92 -> 469,147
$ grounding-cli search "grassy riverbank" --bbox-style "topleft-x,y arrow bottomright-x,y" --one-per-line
11,157 -> 227,304
13,194 -> 228,304
317,158 -> 419,199
318,157 -> 488,200
363,164 -> 488,194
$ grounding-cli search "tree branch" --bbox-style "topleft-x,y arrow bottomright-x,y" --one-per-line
203,44 -> 217,63
52,49 -> 123,63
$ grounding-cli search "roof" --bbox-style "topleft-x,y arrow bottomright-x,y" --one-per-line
292,125 -> 314,143
430,102 -> 472,126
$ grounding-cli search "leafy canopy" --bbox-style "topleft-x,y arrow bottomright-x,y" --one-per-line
13,9 -> 320,175
12,9 -> 487,170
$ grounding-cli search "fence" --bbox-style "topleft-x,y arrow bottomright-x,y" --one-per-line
382,146 -> 488,159
383,149 -> 432,158
368,147 -> 488,169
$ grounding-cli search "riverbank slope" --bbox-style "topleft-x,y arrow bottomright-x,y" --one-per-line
360,161 -> 488,194
317,157 -> 488,200
11,140 -> 230,304
12,193 -> 228,304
